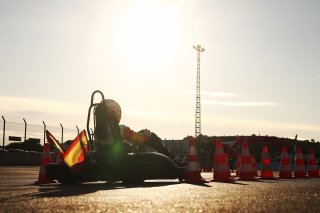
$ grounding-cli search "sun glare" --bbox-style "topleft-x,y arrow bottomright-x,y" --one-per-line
115,2 -> 179,69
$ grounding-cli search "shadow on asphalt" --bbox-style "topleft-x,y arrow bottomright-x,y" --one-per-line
34,178 -> 231,197
225,181 -> 248,185
0,181 -> 185,202
34,181 -> 181,197
256,179 -> 280,184
184,182 -> 212,187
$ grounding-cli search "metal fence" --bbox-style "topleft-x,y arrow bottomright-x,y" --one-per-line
1,116 -> 82,148
163,139 -> 188,157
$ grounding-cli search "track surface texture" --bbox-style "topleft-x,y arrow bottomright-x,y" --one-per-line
0,166 -> 319,213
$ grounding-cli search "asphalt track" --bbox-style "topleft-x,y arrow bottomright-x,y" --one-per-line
0,166 -> 319,213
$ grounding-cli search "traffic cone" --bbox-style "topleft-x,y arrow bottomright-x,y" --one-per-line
251,155 -> 259,177
185,137 -> 206,183
294,147 -> 307,178
307,148 -> 318,178
278,146 -> 293,179
211,139 -> 236,182
236,154 -> 241,176
35,143 -> 56,184
260,145 -> 276,180
239,142 -> 256,180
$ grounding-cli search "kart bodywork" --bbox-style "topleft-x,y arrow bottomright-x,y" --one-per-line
46,90 -> 186,184
46,151 -> 185,184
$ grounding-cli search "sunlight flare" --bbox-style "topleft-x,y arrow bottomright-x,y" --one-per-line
114,2 -> 179,68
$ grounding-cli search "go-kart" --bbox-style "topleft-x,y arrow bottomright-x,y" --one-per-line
46,90 -> 186,184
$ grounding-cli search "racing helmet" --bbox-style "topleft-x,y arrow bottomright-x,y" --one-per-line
95,99 -> 122,141
100,99 -> 122,124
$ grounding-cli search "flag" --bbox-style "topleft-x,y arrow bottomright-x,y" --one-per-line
46,130 -> 65,155
63,130 -> 89,173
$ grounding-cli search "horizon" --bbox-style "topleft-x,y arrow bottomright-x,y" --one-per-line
1,0 -> 319,141
0,120 -> 318,146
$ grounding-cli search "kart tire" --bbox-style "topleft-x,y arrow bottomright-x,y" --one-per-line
46,163 -> 77,184
57,179 -> 76,185
178,177 -> 184,182
122,178 -> 145,184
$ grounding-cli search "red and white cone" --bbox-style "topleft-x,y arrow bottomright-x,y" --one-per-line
278,146 -> 293,179
185,137 -> 206,183
307,148 -> 319,178
35,143 -> 56,184
211,139 -> 236,182
236,154 -> 241,177
260,146 -> 277,180
239,142 -> 256,180
294,147 -> 307,178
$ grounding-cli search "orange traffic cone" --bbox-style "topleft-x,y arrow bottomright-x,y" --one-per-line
239,142 -> 256,180
236,154 -> 241,176
260,146 -> 276,180
294,147 -> 306,178
185,137 -> 206,183
278,146 -> 293,179
211,139 -> 236,182
251,155 -> 259,177
307,148 -> 318,178
35,143 -> 56,184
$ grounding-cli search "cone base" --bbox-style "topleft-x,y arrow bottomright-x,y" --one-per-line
294,172 -> 307,179
185,171 -> 207,183
307,171 -> 319,178
238,176 -> 258,181
185,178 -> 207,184
238,174 -> 260,181
277,174 -> 293,179
260,176 -> 279,180
211,176 -> 237,182
214,171 -> 232,179
277,176 -> 294,179
238,172 -> 258,181
260,171 -> 277,180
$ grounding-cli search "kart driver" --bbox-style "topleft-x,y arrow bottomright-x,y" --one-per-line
94,99 -> 174,160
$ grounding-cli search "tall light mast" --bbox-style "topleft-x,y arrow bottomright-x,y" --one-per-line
193,45 -> 205,138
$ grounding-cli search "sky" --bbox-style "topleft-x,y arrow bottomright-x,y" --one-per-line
0,0 -> 319,141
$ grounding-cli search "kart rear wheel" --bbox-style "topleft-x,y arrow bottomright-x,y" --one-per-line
122,178 -> 145,184
57,177 -> 77,185
178,177 -> 184,182
46,163 -> 78,184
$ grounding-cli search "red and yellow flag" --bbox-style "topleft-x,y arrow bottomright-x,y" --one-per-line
63,130 -> 89,173
46,130 -> 89,173
46,130 -> 65,154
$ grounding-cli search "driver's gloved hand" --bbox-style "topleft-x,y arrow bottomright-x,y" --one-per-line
144,132 -> 174,160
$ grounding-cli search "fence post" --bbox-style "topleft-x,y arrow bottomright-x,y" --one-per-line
76,125 -> 79,135
43,121 -> 46,145
23,118 -> 27,152
2,116 -> 5,149
60,123 -> 63,143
